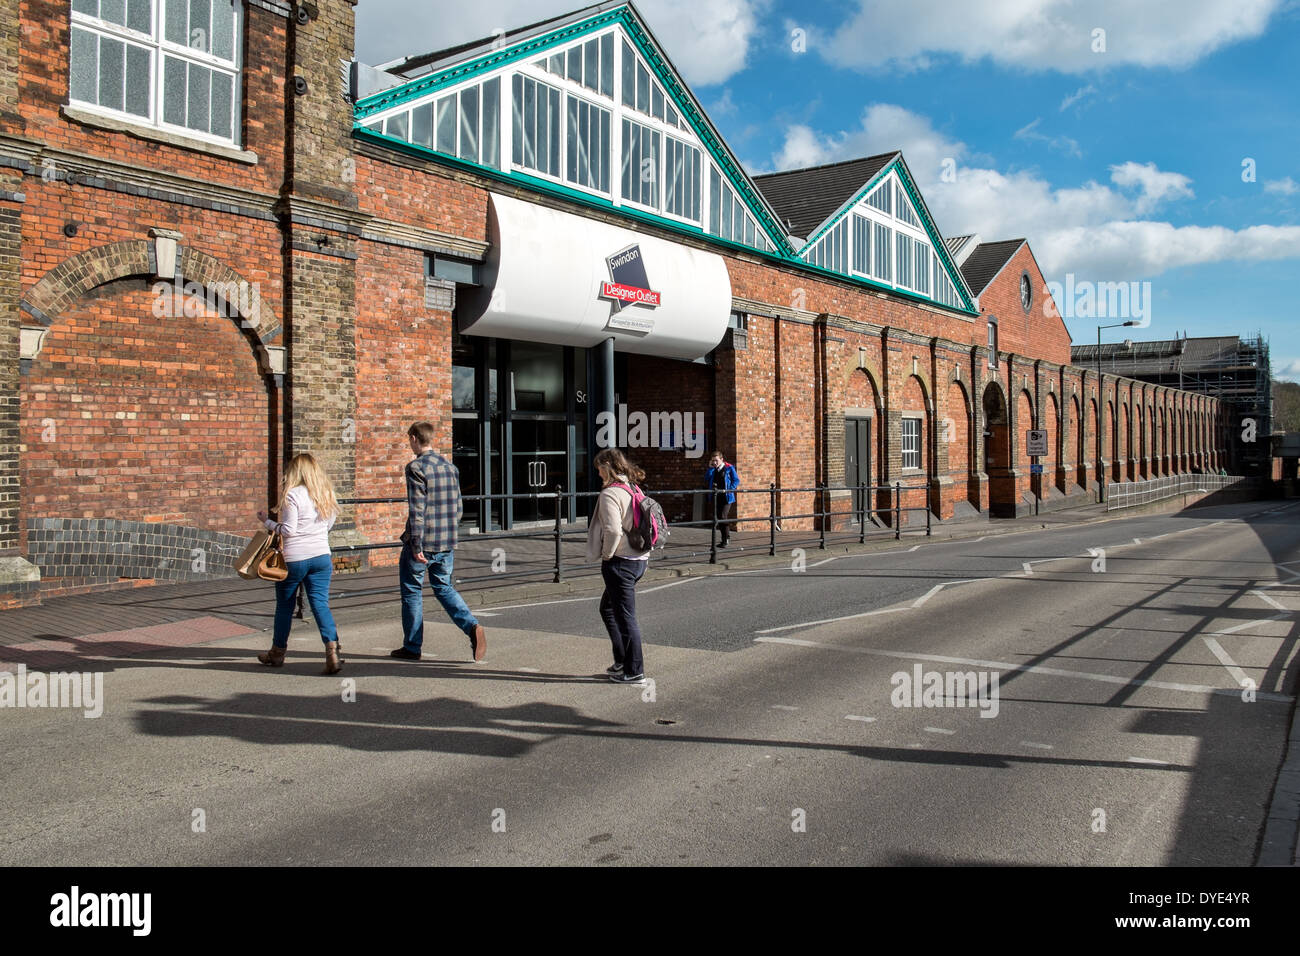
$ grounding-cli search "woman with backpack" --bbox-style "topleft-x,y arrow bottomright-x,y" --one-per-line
587,447 -> 650,685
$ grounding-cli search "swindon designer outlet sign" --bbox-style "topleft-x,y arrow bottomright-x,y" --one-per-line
599,243 -> 660,333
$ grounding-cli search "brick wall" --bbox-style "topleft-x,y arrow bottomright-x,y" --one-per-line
624,354 -> 713,522
19,278 -> 270,591
977,243 -> 1071,367
352,241 -> 453,565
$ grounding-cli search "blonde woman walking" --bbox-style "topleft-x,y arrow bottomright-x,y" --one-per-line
255,452 -> 343,674
587,447 -> 650,684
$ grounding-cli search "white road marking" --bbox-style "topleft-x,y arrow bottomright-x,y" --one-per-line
1250,589 -> 1290,612
1126,757 -> 1169,766
517,667 -> 541,673
923,727 -> 956,735
752,637 -> 1293,702
1133,538 -> 1143,545
1022,562 -> 1034,575
753,606 -> 909,635
1021,741 -> 1054,750
484,595 -> 599,611
912,580 -> 979,608
1201,636 -> 1252,687
770,704 -> 799,711
1207,612 -> 1288,637
640,577 -> 708,595
475,612 -> 499,617
845,715 -> 876,723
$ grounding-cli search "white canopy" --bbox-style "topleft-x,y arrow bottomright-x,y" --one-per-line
458,192 -> 733,360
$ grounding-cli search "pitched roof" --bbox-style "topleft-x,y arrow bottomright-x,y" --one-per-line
752,153 -> 897,240
377,3 -> 609,78
959,239 -> 1026,296
1070,336 -> 1254,376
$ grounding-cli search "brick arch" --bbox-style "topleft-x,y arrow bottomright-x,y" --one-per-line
841,357 -> 884,403
20,240 -> 281,370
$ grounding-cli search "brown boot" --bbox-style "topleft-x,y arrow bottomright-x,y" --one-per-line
470,624 -> 487,662
257,645 -> 286,667
323,641 -> 343,675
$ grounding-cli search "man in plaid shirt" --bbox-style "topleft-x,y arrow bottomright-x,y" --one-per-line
391,421 -> 486,662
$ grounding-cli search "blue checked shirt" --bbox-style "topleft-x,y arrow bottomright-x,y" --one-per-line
402,450 -> 462,555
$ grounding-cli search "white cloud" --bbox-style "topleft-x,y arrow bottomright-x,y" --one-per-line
1265,177 -> 1300,196
1276,359 -> 1300,382
1059,84 -> 1096,111
768,105 -> 1300,281
355,0 -> 764,86
822,0 -> 1282,73
1109,161 -> 1194,214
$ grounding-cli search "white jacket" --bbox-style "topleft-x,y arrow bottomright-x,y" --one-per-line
264,485 -> 336,562
586,477 -> 650,563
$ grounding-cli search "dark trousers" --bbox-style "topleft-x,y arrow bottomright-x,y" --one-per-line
713,494 -> 733,544
600,557 -> 647,675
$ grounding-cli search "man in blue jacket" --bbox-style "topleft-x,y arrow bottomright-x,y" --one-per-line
705,451 -> 740,548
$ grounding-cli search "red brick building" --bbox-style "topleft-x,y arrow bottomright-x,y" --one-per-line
0,0 -> 1227,604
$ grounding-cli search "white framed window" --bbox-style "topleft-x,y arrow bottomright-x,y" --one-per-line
895,182 -> 920,227
913,238 -> 930,295
873,221 -> 891,282
621,117 -> 660,209
852,214 -> 870,274
390,76 -> 500,170
895,231 -> 913,289
865,181 -> 891,215
663,135 -> 701,221
567,93 -> 611,193
901,417 -> 922,470
512,73 -> 562,178
535,32 -> 613,98
987,318 -> 999,367
69,0 -> 242,145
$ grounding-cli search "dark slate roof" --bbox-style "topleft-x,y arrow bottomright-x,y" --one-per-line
1070,336 -> 1252,376
753,153 -> 897,239
959,239 -> 1025,296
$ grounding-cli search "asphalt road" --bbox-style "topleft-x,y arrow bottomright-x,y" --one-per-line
2,499 -> 1297,865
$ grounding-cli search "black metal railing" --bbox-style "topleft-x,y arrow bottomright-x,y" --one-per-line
289,480 -> 932,613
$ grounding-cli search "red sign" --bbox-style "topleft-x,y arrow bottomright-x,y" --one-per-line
599,281 -> 661,307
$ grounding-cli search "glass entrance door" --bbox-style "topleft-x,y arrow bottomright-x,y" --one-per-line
450,329 -> 595,532
508,418 -> 568,524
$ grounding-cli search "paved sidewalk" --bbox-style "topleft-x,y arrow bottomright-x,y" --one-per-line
0,500 -> 1117,660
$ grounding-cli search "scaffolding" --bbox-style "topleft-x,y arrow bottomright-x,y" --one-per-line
1070,334 -> 1273,476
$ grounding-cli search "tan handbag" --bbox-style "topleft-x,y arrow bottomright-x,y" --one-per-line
236,529 -> 288,581
255,535 -> 289,581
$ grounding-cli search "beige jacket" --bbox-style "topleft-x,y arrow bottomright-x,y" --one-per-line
585,477 -> 650,562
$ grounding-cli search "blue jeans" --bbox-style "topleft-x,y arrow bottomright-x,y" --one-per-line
273,553 -> 337,648
600,557 -> 646,675
400,549 -> 479,652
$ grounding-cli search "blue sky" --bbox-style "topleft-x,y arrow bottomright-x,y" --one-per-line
356,0 -> 1300,377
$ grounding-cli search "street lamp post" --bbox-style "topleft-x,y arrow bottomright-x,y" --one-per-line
1096,321 -> 1138,503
